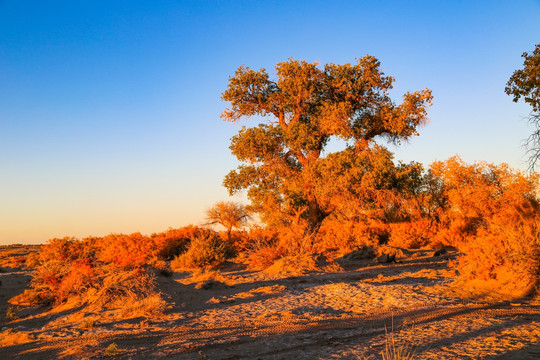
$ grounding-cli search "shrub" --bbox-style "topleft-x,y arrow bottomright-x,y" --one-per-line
151,226 -> 209,260
171,232 -> 231,271
456,212 -> 540,296
104,343 -> 119,357
389,220 -> 434,249
11,237 -> 165,315
317,219 -> 391,254
264,253 -> 342,277
427,157 -> 540,294
245,239 -> 286,271
156,238 -> 189,260
381,328 -> 417,360
97,233 -> 156,269
84,267 -> 164,310
6,306 -> 19,321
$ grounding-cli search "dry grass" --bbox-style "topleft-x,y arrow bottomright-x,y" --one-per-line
381,329 -> 418,360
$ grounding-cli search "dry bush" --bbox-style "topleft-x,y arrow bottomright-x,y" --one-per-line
85,267 -> 166,317
244,238 -> 286,271
104,343 -> 119,357
389,220 -> 434,249
170,232 -> 231,271
317,219 -> 390,254
429,157 -> 539,246
24,251 -> 41,269
5,306 -> 19,321
11,237 -> 165,316
427,157 -> 540,294
233,228 -> 284,270
97,233 -> 157,269
456,213 -> 540,296
12,238 -> 98,305
151,225 -> 210,260
85,267 -> 157,305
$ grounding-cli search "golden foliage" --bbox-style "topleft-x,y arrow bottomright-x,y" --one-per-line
170,232 -> 232,271
223,57 -> 432,238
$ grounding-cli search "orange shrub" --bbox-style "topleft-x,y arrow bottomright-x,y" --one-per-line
317,218 -> 390,253
12,234 -> 166,308
239,229 -> 284,270
429,157 -> 539,247
14,238 -> 99,305
97,233 -> 158,269
427,157 -> 540,293
170,232 -> 232,271
456,212 -> 540,295
151,225 -> 212,259
389,220 -> 435,249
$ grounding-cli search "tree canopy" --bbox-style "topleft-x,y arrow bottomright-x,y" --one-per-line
205,201 -> 250,239
505,44 -> 540,170
222,57 -> 432,239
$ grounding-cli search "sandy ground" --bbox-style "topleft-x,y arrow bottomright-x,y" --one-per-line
1,246 -> 539,359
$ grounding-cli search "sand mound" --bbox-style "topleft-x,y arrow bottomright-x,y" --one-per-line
264,253 -> 342,276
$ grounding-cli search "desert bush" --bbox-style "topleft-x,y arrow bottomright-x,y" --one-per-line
40,237 -> 94,262
380,329 -> 417,360
104,342 -> 119,357
85,267 -> 161,306
156,238 -> 188,260
11,236 -> 165,315
151,225 -> 210,260
428,157 -> 539,247
12,238 -> 98,305
317,219 -> 391,254
24,252 -> 41,269
427,157 -> 540,294
171,232 -> 231,271
5,306 -> 19,321
456,212 -> 540,295
97,233 -> 157,269
244,237 -> 286,271
389,220 -> 434,249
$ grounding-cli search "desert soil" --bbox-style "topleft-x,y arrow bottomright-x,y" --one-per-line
1,246 -> 540,359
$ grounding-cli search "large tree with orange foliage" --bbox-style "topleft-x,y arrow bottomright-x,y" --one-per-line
222,57 -> 432,239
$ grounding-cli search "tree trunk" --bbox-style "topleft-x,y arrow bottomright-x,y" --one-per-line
302,170 -> 328,249
305,203 -> 325,235
303,199 -> 327,250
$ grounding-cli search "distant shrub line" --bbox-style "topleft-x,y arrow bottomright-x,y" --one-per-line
11,157 -> 540,311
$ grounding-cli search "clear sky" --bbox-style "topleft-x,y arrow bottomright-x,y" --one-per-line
1,1 -> 539,244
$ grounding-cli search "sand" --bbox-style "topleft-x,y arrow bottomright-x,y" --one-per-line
1,246 -> 539,359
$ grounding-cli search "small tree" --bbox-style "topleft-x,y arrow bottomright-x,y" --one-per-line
205,201 -> 250,240
505,44 -> 540,170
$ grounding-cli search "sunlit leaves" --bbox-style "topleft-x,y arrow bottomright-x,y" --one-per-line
505,44 -> 540,169
506,44 -> 540,112
222,57 -> 432,235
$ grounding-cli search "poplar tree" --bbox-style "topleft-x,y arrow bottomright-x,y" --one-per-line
222,56 -> 432,239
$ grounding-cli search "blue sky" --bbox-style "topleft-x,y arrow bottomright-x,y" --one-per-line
1,1 -> 539,244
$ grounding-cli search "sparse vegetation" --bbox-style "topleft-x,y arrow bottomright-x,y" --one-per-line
104,342 -> 119,357
6,306 -> 19,321
381,328 -> 417,360
3,51 -> 540,360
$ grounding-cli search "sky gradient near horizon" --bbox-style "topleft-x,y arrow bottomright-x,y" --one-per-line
1,1 -> 539,244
